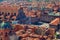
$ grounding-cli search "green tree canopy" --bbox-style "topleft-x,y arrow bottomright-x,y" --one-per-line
27,0 -> 32,2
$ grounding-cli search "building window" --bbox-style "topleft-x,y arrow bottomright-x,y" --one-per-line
13,13 -> 16,16
7,13 -> 10,15
2,12 -> 4,15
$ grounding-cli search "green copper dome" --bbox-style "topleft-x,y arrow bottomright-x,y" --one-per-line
0,21 -> 12,30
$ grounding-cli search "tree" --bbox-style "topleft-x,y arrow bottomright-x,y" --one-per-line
27,0 -> 32,2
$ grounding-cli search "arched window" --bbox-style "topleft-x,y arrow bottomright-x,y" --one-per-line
7,12 -> 10,15
2,12 -> 4,15
5,13 -> 7,16
0,17 -> 2,19
0,17 -> 2,21
13,13 -> 16,16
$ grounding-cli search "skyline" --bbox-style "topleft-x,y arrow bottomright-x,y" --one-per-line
2,0 -> 60,2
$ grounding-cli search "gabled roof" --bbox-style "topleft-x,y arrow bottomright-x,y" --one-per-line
50,18 -> 60,25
